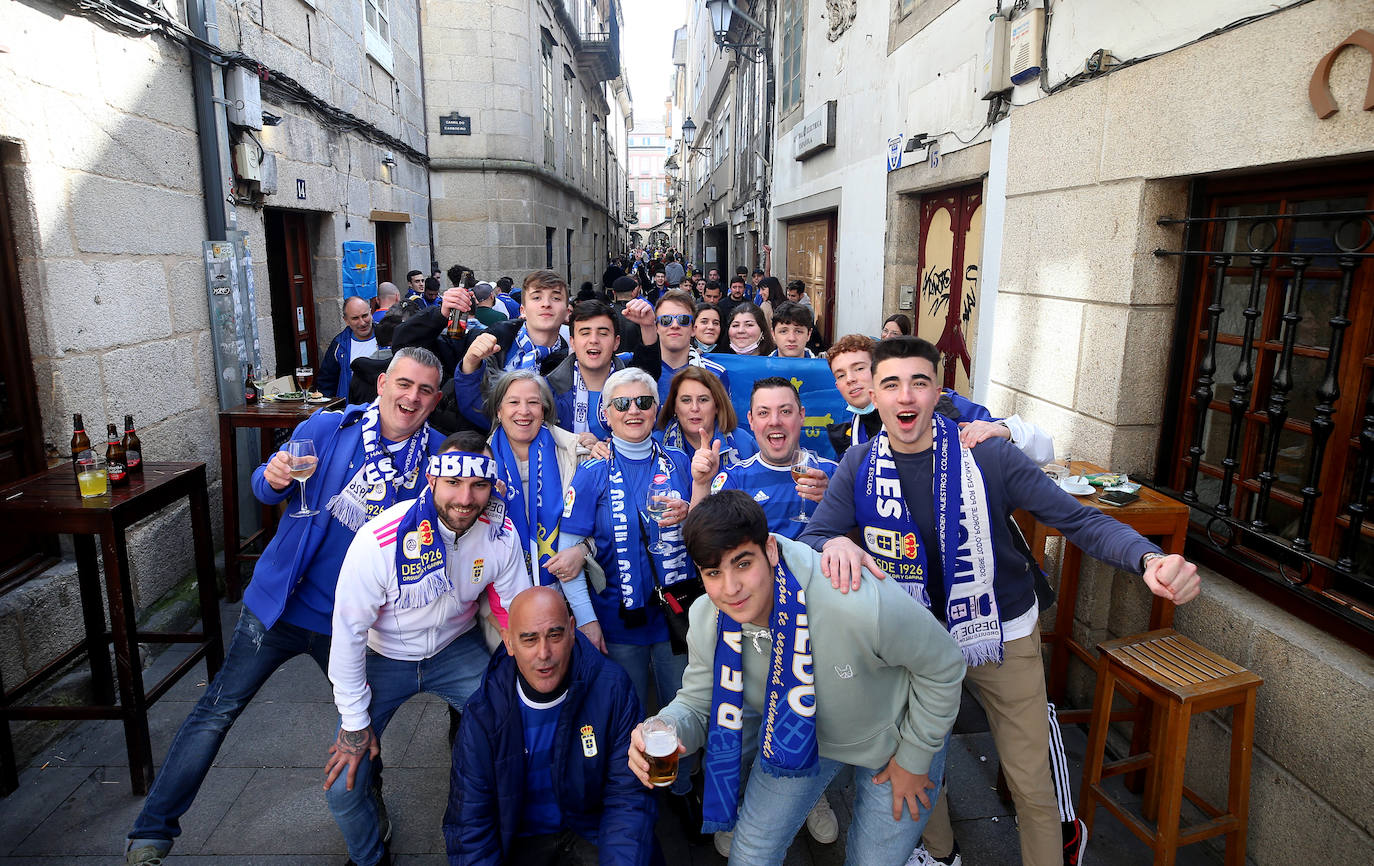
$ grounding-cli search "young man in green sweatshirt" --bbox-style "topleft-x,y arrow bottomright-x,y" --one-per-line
627,490 -> 967,865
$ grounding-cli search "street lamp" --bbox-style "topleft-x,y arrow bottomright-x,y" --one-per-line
705,0 -> 765,53
681,117 -> 710,155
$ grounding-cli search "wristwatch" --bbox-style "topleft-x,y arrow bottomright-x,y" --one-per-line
1140,551 -> 1167,573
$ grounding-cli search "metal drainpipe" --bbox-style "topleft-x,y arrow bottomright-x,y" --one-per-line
416,5 -> 438,274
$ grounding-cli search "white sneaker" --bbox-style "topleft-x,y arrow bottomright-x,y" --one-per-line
905,842 -> 963,866
805,794 -> 839,844
714,830 -> 733,858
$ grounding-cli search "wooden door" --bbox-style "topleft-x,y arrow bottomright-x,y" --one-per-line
918,184 -> 983,392
265,210 -> 319,377
786,214 -> 837,342
0,153 -> 56,586
374,222 -> 393,289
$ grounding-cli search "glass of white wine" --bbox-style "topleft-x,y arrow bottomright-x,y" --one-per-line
285,439 -> 319,517
791,450 -> 813,523
644,475 -> 674,554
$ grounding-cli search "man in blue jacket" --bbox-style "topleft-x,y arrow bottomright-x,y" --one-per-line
318,296 -> 381,399
446,586 -> 656,866
123,347 -> 446,866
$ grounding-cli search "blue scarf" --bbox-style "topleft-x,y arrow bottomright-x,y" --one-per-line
392,452 -> 505,609
326,401 -> 428,531
702,551 -> 816,832
507,324 -> 564,371
853,418 -> 1002,665
660,419 -> 742,468
608,439 -> 690,613
490,426 -> 563,587
847,403 -> 875,448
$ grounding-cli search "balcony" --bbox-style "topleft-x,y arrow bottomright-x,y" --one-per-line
577,26 -> 620,82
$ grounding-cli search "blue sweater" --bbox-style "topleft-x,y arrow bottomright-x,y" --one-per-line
799,436 -> 1161,627
445,633 -> 656,866
243,403 -> 444,631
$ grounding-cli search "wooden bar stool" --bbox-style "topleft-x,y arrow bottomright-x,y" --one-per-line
1080,629 -> 1261,866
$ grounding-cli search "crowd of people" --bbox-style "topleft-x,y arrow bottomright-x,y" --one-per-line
124,251 -> 1203,866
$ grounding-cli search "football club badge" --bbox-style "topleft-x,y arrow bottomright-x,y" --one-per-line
471,557 -> 485,583
402,531 -> 421,559
580,724 -> 597,757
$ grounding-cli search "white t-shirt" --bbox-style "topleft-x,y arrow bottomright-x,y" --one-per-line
349,334 -> 378,361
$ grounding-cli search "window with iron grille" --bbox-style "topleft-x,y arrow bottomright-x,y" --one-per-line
1157,165 -> 1374,647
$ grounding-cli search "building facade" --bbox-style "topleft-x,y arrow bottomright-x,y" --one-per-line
626,125 -> 670,248
422,0 -> 631,287
766,1 -> 1374,862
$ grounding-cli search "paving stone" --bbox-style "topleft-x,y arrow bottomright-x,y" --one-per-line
372,767 -> 450,855
0,766 -> 93,855
30,702 -> 196,769
213,699 -> 345,769
199,767 -> 344,856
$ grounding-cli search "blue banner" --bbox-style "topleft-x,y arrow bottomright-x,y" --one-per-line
710,355 -> 846,460
342,241 -> 377,300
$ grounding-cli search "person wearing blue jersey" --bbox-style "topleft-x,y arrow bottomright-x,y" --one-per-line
656,366 -> 756,470
124,349 -> 446,866
703,378 -> 837,541
548,299 -> 660,450
654,289 -> 730,403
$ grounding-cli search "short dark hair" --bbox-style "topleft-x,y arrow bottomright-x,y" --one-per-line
695,301 -> 720,317
684,490 -> 771,570
496,276 -> 514,291
405,269 -> 423,281
771,301 -> 814,330
374,308 -> 405,346
570,299 -> 617,327
655,288 -> 696,314
424,276 -> 441,294
871,336 -> 940,375
439,430 -> 489,455
785,279 -> 806,294
750,376 -> 800,409
735,266 -> 748,276
703,280 -> 723,294
729,275 -> 747,288
446,264 -> 472,287
883,313 -> 913,336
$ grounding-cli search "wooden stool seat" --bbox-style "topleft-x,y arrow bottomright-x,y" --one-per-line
1080,629 -> 1261,866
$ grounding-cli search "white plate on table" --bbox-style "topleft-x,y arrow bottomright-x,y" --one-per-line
1060,477 -> 1095,496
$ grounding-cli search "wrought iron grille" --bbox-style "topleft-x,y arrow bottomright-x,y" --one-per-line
1154,188 -> 1374,637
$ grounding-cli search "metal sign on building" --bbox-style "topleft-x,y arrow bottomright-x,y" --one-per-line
794,100 -> 837,160
439,113 -> 472,135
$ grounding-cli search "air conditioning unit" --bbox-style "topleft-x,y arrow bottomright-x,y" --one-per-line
1008,8 -> 1045,86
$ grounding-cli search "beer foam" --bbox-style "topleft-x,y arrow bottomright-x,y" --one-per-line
644,730 -> 677,757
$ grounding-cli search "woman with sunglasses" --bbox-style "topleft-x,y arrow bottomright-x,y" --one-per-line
717,302 -> 776,357
484,370 -> 603,648
655,366 -> 756,470
559,368 -> 699,736
693,302 -> 722,353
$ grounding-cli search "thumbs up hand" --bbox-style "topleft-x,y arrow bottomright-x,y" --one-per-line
691,428 -> 721,486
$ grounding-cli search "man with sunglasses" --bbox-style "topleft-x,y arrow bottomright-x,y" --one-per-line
548,299 -> 661,448
654,289 -> 730,404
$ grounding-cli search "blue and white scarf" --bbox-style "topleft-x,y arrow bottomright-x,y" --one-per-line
854,418 -> 1002,665
607,440 -> 690,613
490,426 -> 562,587
571,362 -> 593,433
326,401 -> 428,531
392,451 -> 505,609
702,551 -> 816,832
506,324 -> 564,372
847,403 -> 876,448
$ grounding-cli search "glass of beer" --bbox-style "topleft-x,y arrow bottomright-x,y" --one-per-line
285,439 -> 319,517
295,366 -> 315,393
642,716 -> 680,788
76,455 -> 108,498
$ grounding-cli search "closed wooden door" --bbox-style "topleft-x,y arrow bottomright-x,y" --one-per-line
265,210 -> 319,376
786,214 -> 837,342
918,184 -> 983,392
374,222 -> 393,288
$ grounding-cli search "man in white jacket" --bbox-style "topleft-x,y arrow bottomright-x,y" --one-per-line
324,431 -> 531,866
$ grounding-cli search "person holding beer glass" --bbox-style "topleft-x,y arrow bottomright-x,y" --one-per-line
627,491 -> 966,864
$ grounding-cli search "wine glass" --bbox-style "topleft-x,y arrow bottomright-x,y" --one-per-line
790,450 -> 813,523
644,474 -> 674,554
295,366 -> 315,394
285,439 -> 319,517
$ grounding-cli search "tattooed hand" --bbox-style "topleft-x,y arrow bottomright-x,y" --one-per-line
323,725 -> 380,791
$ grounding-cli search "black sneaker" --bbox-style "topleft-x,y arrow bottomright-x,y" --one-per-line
1063,818 -> 1087,866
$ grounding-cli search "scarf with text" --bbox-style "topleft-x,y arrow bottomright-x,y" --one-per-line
607,440 -> 690,613
853,419 -> 1002,665
506,324 -> 565,372
702,552 -> 816,832
326,401 -> 428,531
392,452 -> 505,609
490,425 -> 563,587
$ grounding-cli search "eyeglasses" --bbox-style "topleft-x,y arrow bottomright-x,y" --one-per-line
657,314 -> 694,327
609,395 -> 656,411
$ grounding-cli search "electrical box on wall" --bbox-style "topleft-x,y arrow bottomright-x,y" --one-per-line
233,142 -> 261,183
1009,8 -> 1045,86
980,15 -> 1011,98
225,65 -> 263,129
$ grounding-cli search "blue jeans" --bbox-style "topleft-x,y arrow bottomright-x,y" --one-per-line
605,640 -> 695,795
728,737 -> 951,866
128,608 -> 333,848
326,627 -> 490,866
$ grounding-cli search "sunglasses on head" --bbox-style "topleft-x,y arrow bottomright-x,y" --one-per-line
657,314 -> 694,327
609,395 -> 656,411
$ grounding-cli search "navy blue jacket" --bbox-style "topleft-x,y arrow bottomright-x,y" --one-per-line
444,633 -> 656,866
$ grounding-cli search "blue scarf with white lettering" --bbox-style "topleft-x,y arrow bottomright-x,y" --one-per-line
489,425 -> 562,587
853,418 -> 1002,665
607,440 -> 691,613
392,452 -> 504,609
506,324 -> 564,372
702,549 -> 816,832
326,400 -> 428,531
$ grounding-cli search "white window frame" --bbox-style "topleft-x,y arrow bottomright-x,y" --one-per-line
363,0 -> 394,72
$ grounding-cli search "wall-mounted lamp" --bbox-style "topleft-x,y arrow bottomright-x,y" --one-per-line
904,133 -> 931,153
261,111 -> 283,127
706,0 -> 768,57
681,118 -> 712,155
381,152 -> 398,167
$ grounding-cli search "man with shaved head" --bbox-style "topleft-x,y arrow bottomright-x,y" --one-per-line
445,587 -> 656,865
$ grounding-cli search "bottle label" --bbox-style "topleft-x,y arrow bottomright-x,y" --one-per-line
108,462 -> 127,481
127,450 -> 142,469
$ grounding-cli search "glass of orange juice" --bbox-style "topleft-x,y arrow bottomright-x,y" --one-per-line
77,455 -> 109,498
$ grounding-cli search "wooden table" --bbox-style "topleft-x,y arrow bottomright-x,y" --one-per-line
0,462 -> 223,795
1014,461 -> 1190,724
218,399 -> 339,600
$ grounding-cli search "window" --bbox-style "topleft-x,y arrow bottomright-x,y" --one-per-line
581,103 -> 588,176
363,0 -> 393,71
714,117 -> 729,170
780,0 -> 804,114
640,180 -> 652,201
1157,166 -> 1374,642
541,39 -> 555,166
564,81 -> 575,176
898,0 -> 919,17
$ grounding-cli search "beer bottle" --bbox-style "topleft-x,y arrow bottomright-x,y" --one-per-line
105,423 -> 128,486
122,415 -> 143,475
70,413 -> 92,479
245,365 -> 259,405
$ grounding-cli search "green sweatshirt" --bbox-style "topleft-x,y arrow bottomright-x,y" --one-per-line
661,534 -> 967,775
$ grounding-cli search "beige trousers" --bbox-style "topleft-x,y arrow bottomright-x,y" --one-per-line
922,630 -> 1061,866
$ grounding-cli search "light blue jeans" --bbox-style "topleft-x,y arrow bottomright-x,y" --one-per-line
727,736 -> 951,866
326,627 -> 489,866
605,640 -> 695,794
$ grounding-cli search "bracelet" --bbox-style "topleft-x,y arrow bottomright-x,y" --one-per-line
1140,551 -> 1166,573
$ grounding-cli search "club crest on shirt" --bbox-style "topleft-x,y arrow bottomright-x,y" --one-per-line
580,724 -> 597,757
711,471 -> 728,494
418,519 -> 435,547
471,558 -> 485,583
